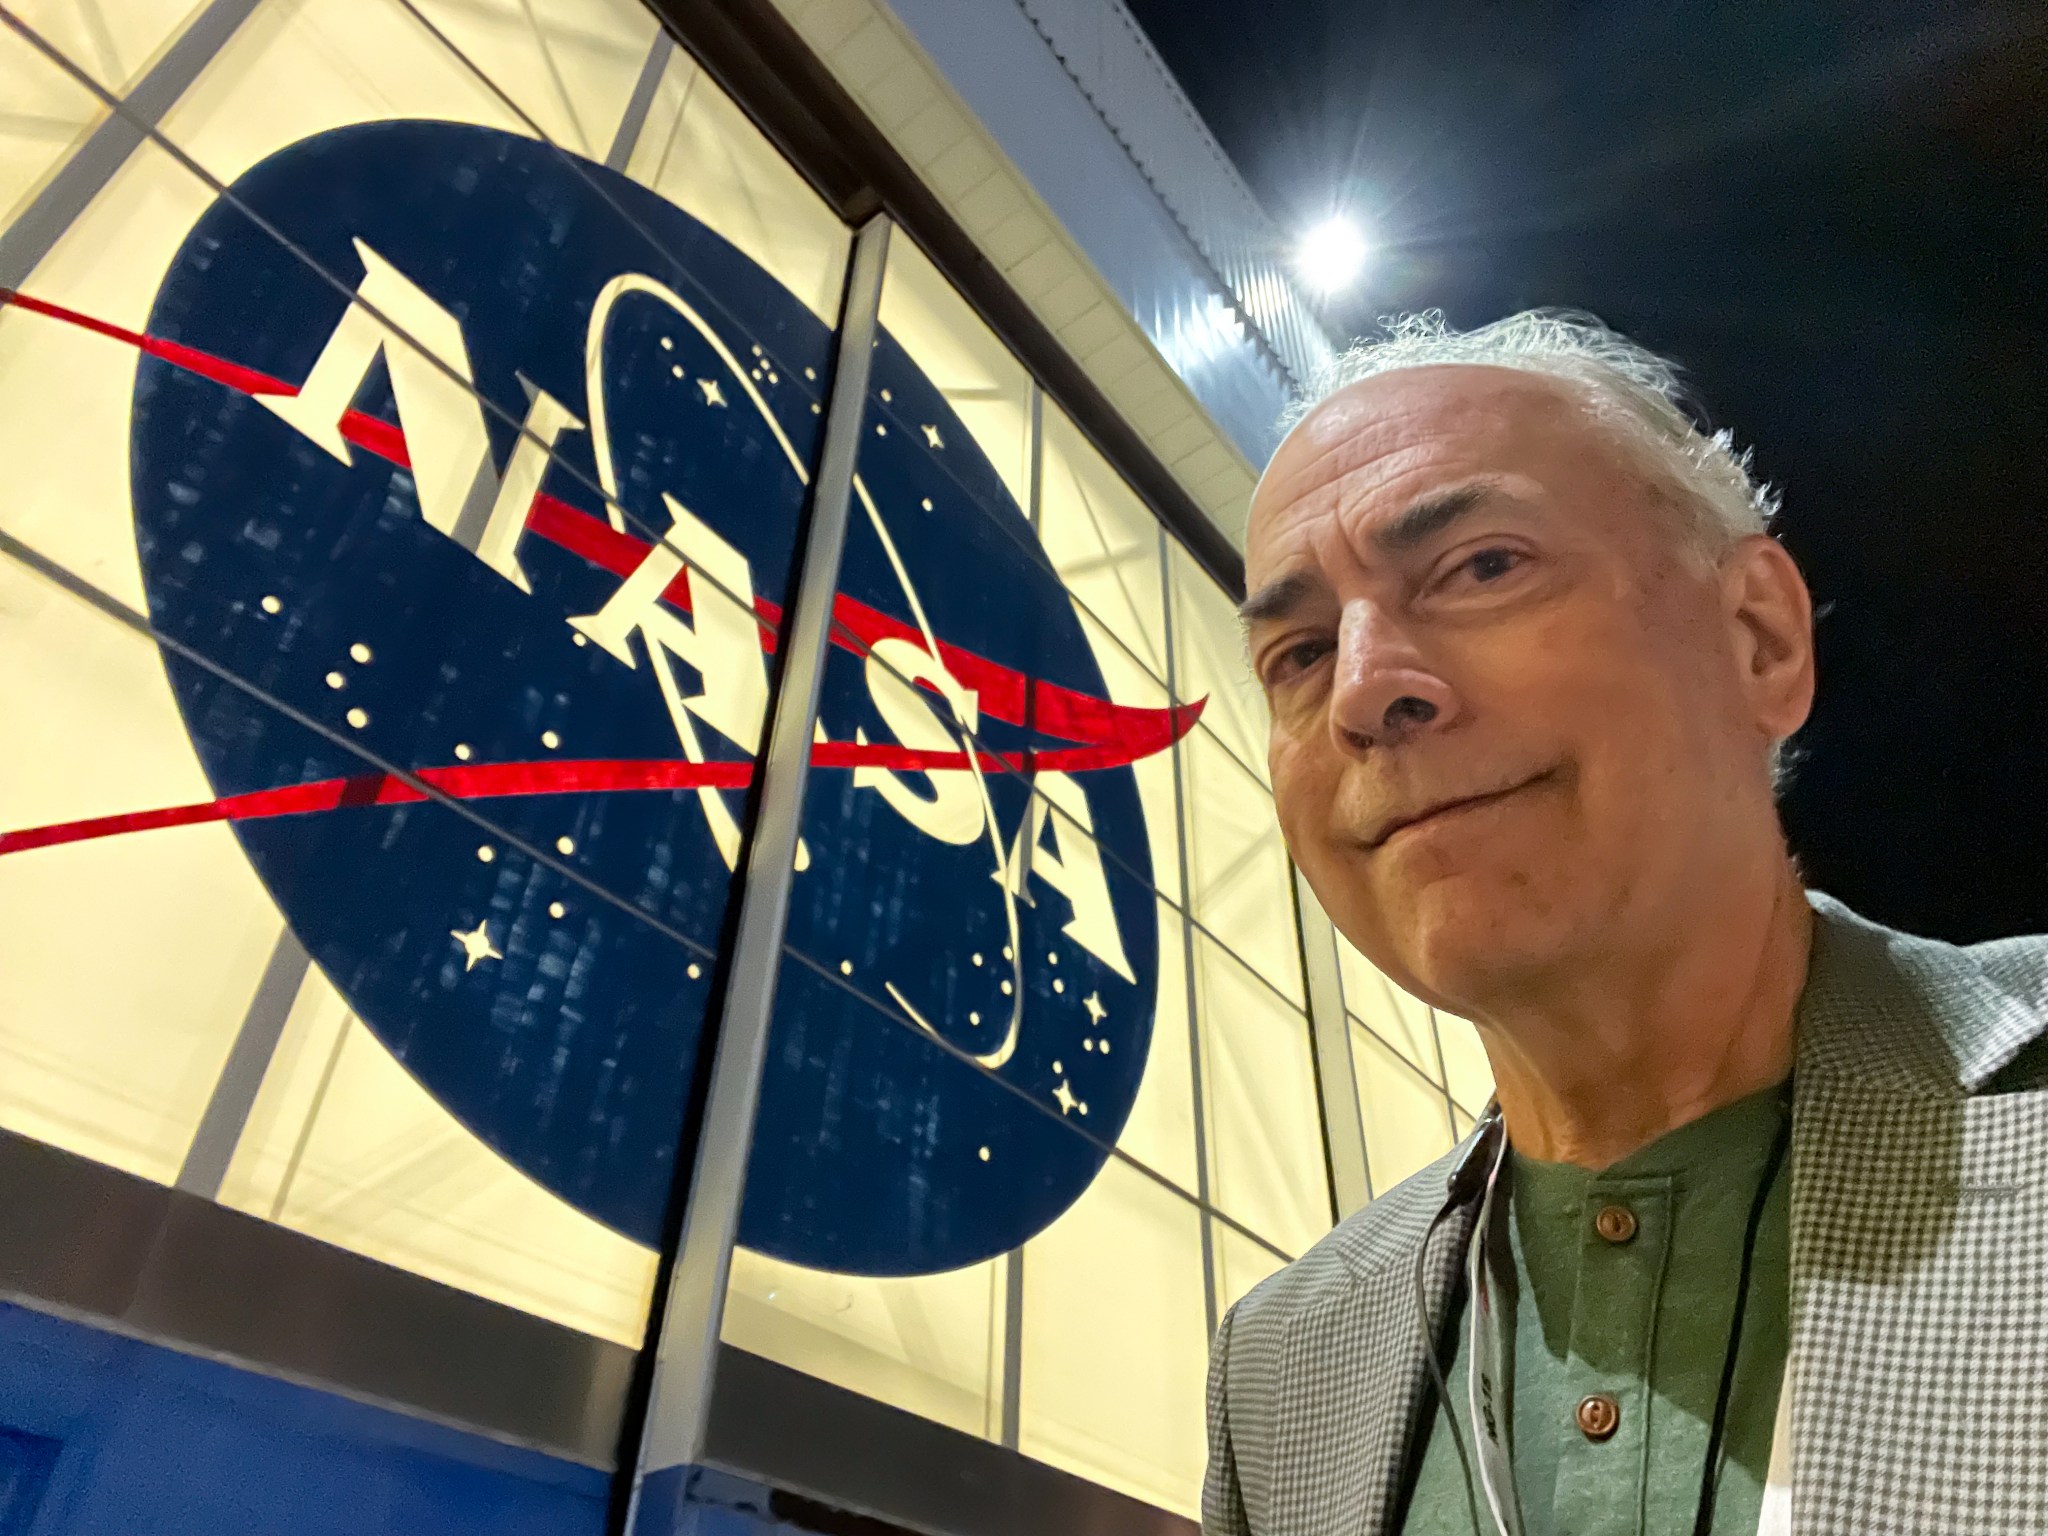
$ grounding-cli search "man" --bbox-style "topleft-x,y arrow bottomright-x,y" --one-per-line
1205,311 -> 2048,1536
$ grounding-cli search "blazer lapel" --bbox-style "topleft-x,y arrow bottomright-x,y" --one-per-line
1264,1128 -> 1489,1536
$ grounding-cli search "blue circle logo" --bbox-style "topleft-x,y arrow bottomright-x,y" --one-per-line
104,122 -> 1196,1274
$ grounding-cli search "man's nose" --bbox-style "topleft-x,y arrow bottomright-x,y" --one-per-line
1329,604 -> 1458,756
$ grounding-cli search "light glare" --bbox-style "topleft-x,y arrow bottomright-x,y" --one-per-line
1297,216 -> 1370,294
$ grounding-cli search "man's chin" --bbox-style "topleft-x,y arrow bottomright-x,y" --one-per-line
1383,868 -> 1588,1000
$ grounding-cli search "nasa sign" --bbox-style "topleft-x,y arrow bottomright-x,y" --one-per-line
2,122 -> 1203,1276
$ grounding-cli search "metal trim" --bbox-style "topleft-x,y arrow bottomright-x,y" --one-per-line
706,1344 -> 1200,1536
0,1126 -> 634,1465
623,214 -> 892,1507
1010,0 -> 1336,390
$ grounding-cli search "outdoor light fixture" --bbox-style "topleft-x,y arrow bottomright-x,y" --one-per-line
1295,215 -> 1370,295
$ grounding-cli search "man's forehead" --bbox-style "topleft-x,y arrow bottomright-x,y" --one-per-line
1248,365 -> 1590,566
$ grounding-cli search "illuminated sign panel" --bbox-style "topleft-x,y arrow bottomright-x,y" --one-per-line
0,119 -> 1192,1273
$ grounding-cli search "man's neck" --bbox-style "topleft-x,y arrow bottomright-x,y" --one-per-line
1472,867 -> 1812,1169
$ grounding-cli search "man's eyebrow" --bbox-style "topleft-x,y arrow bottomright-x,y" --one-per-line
1238,483 -> 1503,625
1237,571 -> 1315,627
1374,482 -> 1499,553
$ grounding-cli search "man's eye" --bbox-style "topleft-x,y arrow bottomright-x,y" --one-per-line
1449,544 -> 1531,585
1466,547 -> 1522,582
1267,637 -> 1334,684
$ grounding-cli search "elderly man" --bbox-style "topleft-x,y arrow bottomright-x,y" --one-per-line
1204,312 -> 2048,1536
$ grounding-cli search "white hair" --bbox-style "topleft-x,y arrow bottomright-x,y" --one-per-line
1284,309 -> 1781,559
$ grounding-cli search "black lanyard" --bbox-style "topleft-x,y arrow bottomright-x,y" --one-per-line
1691,1103 -> 1791,1536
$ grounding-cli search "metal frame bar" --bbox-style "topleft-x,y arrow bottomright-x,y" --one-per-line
998,1240 -> 1026,1451
604,29 -> 674,171
1292,869 -> 1372,1217
176,927 -> 309,1197
0,0 -> 258,290
1158,527 -> 1220,1337
619,212 -> 891,1532
994,377 -> 1050,1451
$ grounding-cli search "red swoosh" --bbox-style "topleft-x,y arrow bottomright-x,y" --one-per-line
0,288 -> 1204,859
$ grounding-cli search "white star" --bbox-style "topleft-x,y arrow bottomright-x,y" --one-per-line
1083,991 -> 1108,1025
1053,1078 -> 1080,1116
921,423 -> 944,450
450,920 -> 502,972
697,377 -> 727,408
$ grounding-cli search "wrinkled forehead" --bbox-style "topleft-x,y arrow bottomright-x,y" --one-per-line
1247,365 -> 1608,578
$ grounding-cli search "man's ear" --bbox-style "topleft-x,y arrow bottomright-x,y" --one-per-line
1723,534 -> 1816,740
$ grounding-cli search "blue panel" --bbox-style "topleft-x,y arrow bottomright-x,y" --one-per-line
0,1426 -> 59,1536
0,1307 -> 820,1536
0,1303 -> 608,1536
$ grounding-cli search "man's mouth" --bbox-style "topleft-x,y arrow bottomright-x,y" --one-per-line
1365,771 -> 1553,850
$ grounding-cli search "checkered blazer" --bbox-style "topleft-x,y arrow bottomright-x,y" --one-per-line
1204,892 -> 2048,1535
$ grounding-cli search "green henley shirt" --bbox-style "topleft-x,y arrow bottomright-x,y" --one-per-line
1400,1083 -> 1792,1536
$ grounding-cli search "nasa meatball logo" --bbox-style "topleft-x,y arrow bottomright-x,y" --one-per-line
2,122 -> 1204,1274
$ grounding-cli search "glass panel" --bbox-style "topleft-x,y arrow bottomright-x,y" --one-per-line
1037,401 -> 1169,684
1018,1155 -> 1209,1517
1353,1022 -> 1456,1195
1335,932 -> 1438,1073
724,1244 -> 1005,1438
1168,535 -> 1269,784
11,0 -> 210,92
0,17 -> 106,234
404,0 -> 661,159
624,41 -> 851,323
1063,600 -> 1178,894
156,0 -> 552,188
1212,1219 -> 1287,1315
875,231 -> 1034,514
740,784 -> 1177,1275
4,559 -> 684,1342
0,554 -> 281,1183
1181,723 -> 1303,1006
217,973 -> 657,1343
1195,934 -> 1330,1257
0,11 -> 849,1351
1435,1010 -> 1496,1114
1117,899 -> 1198,1191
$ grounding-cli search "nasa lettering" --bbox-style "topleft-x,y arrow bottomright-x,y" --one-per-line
74,122 -> 1203,1274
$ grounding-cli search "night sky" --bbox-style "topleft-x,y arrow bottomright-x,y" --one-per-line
1129,0 -> 2048,943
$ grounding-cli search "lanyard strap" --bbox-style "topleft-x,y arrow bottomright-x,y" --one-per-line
1464,1125 -> 1523,1536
